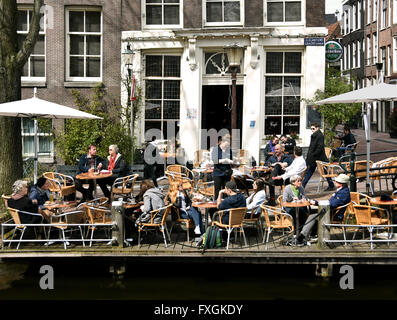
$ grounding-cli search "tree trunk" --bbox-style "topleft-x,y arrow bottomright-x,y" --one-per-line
0,0 -> 43,195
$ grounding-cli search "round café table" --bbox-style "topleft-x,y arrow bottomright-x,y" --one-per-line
370,196 -> 397,235
75,171 -> 113,198
281,200 -> 311,237
192,201 -> 218,229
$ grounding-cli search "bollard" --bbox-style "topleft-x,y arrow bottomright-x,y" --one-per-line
111,199 -> 125,248
317,200 -> 330,249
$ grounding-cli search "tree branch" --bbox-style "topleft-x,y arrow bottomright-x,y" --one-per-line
15,0 -> 43,69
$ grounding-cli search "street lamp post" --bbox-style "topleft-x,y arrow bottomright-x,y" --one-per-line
123,42 -> 134,165
224,44 -> 244,149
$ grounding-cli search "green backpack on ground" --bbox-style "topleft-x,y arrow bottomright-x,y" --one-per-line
202,225 -> 222,249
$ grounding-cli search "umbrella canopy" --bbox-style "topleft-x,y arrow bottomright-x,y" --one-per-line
314,82 -> 397,194
0,91 -> 102,183
315,83 -> 397,105
0,96 -> 102,120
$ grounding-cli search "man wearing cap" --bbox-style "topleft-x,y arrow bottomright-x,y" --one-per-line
215,180 -> 246,224
293,173 -> 351,246
29,176 -> 51,210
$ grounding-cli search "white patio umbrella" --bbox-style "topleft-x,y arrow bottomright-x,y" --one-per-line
315,82 -> 397,193
0,89 -> 102,183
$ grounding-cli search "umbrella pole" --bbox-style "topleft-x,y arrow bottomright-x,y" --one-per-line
364,104 -> 373,195
34,117 -> 38,184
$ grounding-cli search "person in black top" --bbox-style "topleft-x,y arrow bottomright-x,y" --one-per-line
75,144 -> 104,201
280,134 -> 296,154
215,180 -> 246,224
211,135 -> 233,199
335,126 -> 357,158
143,138 -> 162,187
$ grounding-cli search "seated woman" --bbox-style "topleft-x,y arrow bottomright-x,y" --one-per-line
98,144 -> 126,199
29,176 -> 50,210
245,178 -> 267,217
7,180 -> 52,225
135,179 -> 166,225
174,182 -> 205,235
282,174 -> 310,228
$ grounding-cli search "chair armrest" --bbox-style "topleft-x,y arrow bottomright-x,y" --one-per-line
18,210 -> 43,217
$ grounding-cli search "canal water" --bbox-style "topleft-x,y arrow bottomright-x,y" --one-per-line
0,258 -> 397,301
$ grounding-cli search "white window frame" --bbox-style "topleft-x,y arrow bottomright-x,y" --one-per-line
393,37 -> 397,73
353,3 -> 357,31
18,6 -> 46,82
367,0 -> 372,24
264,0 -> 304,26
353,42 -> 357,68
142,0 -> 183,29
143,53 -> 182,138
358,40 -> 361,67
21,119 -> 54,159
394,0 -> 397,24
381,0 -> 387,29
373,0 -> 377,22
65,7 -> 102,82
263,49 -> 303,136
203,0 -> 244,27
373,33 -> 378,64
358,0 -> 362,29
387,45 -> 391,76
367,35 -> 371,65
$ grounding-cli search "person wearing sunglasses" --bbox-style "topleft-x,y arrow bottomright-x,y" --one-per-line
302,122 -> 335,191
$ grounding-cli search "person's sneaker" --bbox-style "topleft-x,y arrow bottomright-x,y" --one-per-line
324,186 -> 336,192
309,235 -> 318,243
194,226 -> 201,235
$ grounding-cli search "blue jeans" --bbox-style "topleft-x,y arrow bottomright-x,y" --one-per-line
302,165 -> 334,189
180,207 -> 205,234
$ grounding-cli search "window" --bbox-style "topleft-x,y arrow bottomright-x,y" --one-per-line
264,51 -> 302,135
381,47 -> 386,75
373,33 -> 377,63
144,55 -> 181,138
17,8 -> 45,80
22,119 -> 53,158
393,38 -> 397,73
143,0 -> 182,28
353,3 -> 357,30
265,0 -> 302,24
387,45 -> 391,76
204,0 -> 243,26
366,35 -> 371,65
394,0 -> 397,24
373,0 -> 377,22
344,9 -> 349,34
367,0 -> 372,24
357,0 -> 362,29
381,0 -> 387,28
66,8 -> 102,81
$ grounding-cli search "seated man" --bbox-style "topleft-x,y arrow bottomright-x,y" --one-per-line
29,176 -> 51,210
272,146 -> 306,186
280,134 -> 296,155
264,135 -> 279,161
75,144 -> 104,201
265,144 -> 293,205
293,173 -> 351,246
334,126 -> 356,158
215,181 -> 246,225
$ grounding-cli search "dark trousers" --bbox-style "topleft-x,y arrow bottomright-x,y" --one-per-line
180,207 -> 205,234
75,179 -> 95,201
268,164 -> 286,199
302,165 -> 334,189
97,177 -> 115,199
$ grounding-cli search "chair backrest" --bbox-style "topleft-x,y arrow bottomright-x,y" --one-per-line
197,181 -> 215,198
261,204 -> 292,229
84,204 -> 110,224
354,160 -> 374,179
324,147 -> 332,160
350,192 -> 370,205
112,173 -> 139,191
43,172 -> 74,192
351,204 -> 371,225
226,207 -> 247,227
276,195 -> 283,207
2,194 -> 11,208
194,150 -> 209,168
7,207 -> 21,225
346,141 -> 359,152
315,160 -> 326,176
149,204 -> 172,225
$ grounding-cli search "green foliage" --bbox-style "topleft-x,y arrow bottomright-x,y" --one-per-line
54,83 -> 138,165
304,68 -> 362,144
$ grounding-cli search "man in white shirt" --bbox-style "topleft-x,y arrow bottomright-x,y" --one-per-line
272,146 -> 306,185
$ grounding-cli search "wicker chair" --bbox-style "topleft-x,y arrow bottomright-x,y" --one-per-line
2,194 -> 11,208
350,192 -> 371,206
212,207 -> 247,250
315,161 -> 343,193
137,204 -> 172,248
5,207 -> 45,250
166,165 -> 194,191
169,206 -> 195,242
83,201 -> 113,247
110,173 -> 139,201
243,203 -> 264,238
43,172 -> 76,200
260,204 -> 294,249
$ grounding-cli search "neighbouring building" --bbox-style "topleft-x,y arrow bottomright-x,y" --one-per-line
121,0 -> 328,163
341,0 -> 397,133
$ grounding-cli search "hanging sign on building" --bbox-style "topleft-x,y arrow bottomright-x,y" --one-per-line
304,38 -> 325,46
325,41 -> 343,63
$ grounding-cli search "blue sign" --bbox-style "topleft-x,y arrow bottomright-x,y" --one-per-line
304,38 -> 325,46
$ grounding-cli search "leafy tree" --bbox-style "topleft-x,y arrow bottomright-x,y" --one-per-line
54,83 -> 140,165
0,0 -> 43,197
305,68 -> 362,144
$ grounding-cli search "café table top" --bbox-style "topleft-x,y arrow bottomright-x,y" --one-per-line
76,171 -> 113,180
281,200 -> 311,208
44,200 -> 77,211
249,166 -> 271,173
192,201 -> 218,209
370,196 -> 397,206
122,201 -> 143,210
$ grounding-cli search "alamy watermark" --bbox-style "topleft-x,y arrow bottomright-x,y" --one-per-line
339,265 -> 354,290
39,265 -> 54,290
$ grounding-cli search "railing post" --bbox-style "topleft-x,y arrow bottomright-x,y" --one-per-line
317,200 -> 331,249
349,152 -> 357,192
111,199 -> 125,248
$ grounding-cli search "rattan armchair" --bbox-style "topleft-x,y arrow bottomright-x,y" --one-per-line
212,207 -> 247,250
83,201 -> 113,247
169,206 -> 195,242
110,173 -> 139,201
43,172 -> 76,200
315,160 -> 344,193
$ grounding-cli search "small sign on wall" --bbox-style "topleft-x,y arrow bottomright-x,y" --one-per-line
186,108 -> 197,120
250,120 -> 256,128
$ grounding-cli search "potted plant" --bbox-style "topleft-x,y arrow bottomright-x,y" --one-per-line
387,109 -> 397,138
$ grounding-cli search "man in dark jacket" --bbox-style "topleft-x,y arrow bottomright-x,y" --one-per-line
75,144 -> 104,201
302,122 -> 335,191
335,126 -> 357,158
216,180 -> 246,224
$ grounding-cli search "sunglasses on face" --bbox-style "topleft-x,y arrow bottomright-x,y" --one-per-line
311,127 -> 316,131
